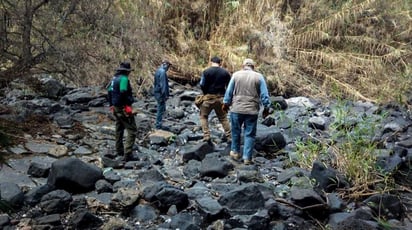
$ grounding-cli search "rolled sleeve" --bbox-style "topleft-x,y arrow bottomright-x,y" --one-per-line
223,78 -> 235,105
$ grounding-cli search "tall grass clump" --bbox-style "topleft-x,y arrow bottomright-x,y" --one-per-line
295,139 -> 328,169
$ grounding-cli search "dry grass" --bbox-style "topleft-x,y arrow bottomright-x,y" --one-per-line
1,0 -> 411,203
144,0 -> 411,104
285,0 -> 411,102
2,0 -> 410,102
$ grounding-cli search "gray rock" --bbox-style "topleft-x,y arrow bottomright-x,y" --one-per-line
27,162 -> 50,178
130,204 -> 158,223
0,214 -> 10,227
40,189 -> 72,214
0,182 -> 24,208
95,179 -> 113,193
181,141 -> 215,162
47,157 -> 103,193
69,209 -> 104,229
199,152 -> 233,178
24,184 -> 55,206
196,197 -> 225,220
218,184 -> 265,215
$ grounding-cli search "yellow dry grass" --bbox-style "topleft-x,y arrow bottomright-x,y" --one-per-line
98,0 -> 411,103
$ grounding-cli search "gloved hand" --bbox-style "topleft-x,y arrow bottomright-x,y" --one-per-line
124,105 -> 133,116
222,104 -> 230,113
262,107 -> 271,119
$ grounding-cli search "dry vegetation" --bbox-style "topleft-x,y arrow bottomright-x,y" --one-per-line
60,0 -> 409,103
0,0 -> 411,201
1,0 -> 410,103
149,0 -> 411,104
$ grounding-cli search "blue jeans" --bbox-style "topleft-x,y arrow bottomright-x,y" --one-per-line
230,112 -> 258,160
156,99 -> 166,128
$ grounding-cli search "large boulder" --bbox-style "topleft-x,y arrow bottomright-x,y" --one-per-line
47,158 -> 102,193
255,124 -> 286,153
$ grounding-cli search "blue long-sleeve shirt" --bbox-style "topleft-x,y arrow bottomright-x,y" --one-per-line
153,64 -> 170,101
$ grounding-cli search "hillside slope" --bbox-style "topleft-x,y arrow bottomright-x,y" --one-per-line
0,0 -> 410,104
153,0 -> 411,103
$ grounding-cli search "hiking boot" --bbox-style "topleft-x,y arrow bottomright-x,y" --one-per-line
101,154 -> 124,169
124,153 -> 139,161
244,159 -> 253,165
229,151 -> 241,160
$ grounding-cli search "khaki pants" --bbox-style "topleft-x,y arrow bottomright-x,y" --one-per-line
199,95 -> 231,140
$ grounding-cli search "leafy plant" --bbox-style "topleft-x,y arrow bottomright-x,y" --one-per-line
295,139 -> 327,169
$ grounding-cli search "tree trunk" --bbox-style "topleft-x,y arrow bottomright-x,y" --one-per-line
22,0 -> 33,68
0,9 -> 6,52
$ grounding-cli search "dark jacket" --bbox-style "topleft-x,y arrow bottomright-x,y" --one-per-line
108,71 -> 134,107
153,64 -> 170,101
199,66 -> 231,95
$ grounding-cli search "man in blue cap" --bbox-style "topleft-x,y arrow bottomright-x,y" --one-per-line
153,59 -> 172,130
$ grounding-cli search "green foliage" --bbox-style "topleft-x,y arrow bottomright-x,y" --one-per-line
329,101 -> 385,189
295,139 -> 327,169
224,1 -> 240,11
293,99 -> 393,198
168,134 -> 176,144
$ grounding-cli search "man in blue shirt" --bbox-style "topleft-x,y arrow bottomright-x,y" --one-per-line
153,60 -> 171,130
223,58 -> 271,164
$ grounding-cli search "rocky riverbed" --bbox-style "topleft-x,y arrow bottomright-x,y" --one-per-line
0,77 -> 411,229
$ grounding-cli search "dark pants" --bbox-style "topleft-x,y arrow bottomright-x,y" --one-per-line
156,99 -> 166,129
114,106 -> 137,156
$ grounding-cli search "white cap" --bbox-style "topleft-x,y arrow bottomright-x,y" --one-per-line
242,58 -> 255,66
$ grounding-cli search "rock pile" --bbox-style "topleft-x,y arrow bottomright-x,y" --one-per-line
0,77 -> 411,229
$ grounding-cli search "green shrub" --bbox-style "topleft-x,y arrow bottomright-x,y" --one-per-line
293,100 -> 394,199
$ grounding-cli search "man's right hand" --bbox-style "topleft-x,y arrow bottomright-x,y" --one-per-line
109,106 -> 114,113
222,104 -> 230,113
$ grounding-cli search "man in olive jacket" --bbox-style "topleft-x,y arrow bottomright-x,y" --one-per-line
107,62 -> 138,161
